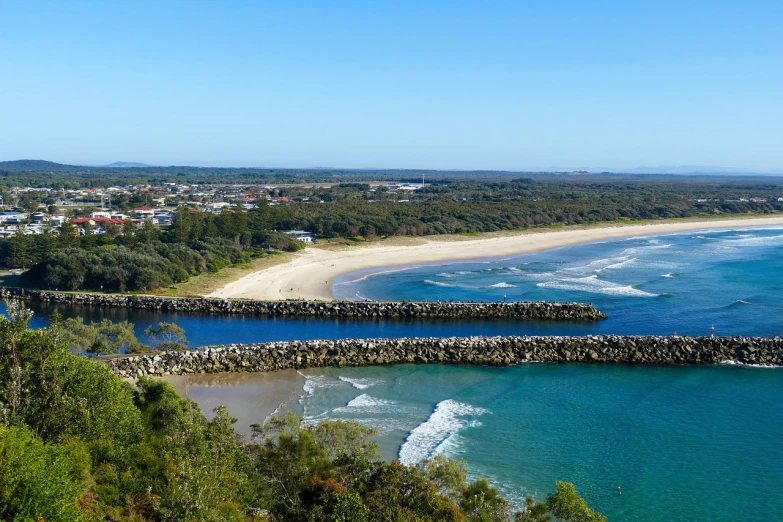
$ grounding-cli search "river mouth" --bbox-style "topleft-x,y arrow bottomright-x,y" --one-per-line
159,369 -> 306,437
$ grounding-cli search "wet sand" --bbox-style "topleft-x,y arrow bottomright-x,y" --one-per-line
161,370 -> 305,436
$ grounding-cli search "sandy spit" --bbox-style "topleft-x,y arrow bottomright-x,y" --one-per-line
160,370 -> 305,436
208,216 -> 783,301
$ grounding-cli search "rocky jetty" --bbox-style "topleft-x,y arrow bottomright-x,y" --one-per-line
108,335 -> 783,378
0,288 -> 606,321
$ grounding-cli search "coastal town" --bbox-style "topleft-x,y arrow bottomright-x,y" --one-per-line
0,181 -> 427,238
2,180 -> 783,240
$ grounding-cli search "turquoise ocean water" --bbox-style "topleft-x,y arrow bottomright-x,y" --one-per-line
301,226 -> 783,521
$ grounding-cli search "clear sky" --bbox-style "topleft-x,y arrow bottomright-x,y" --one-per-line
1,0 -> 782,171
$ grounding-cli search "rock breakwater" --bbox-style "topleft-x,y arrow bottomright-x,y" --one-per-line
108,335 -> 783,378
0,288 -> 605,321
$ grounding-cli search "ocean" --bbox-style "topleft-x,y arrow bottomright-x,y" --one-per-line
298,363 -> 782,522
304,226 -> 783,521
333,226 -> 783,337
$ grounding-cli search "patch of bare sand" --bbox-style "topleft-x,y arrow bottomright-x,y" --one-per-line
161,370 -> 305,437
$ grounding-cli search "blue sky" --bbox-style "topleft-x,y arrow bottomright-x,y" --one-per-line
1,1 -> 782,171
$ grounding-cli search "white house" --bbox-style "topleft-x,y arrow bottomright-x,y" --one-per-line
204,202 -> 232,213
284,230 -> 313,243
133,206 -> 156,218
1,211 -> 27,224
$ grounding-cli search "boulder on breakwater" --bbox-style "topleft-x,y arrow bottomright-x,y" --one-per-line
107,335 -> 783,378
0,287 -> 606,321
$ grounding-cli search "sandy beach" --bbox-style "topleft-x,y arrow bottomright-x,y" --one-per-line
161,370 -> 305,436
208,216 -> 783,301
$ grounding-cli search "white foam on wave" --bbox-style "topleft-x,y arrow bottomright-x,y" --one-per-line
537,275 -> 657,297
338,376 -> 383,390
722,233 -> 783,247
425,279 -> 455,287
556,251 -> 677,278
598,257 -> 637,271
721,360 -> 781,368
560,256 -> 622,274
514,270 -> 559,281
424,279 -> 477,289
489,282 -> 514,288
333,266 -> 418,287
617,243 -> 673,257
432,420 -> 483,456
332,394 -> 399,414
398,399 -> 488,465
662,273 -> 675,278
352,291 -> 376,302
734,299 -> 752,305
298,372 -> 342,401
435,270 -> 475,278
508,267 -> 521,272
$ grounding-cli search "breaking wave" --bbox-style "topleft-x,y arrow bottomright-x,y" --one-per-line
537,275 -> 657,297
338,376 -> 383,390
332,394 -> 399,414
398,399 -> 488,465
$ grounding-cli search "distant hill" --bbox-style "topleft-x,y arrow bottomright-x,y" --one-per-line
625,165 -> 783,176
0,159 -> 80,171
105,161 -> 150,168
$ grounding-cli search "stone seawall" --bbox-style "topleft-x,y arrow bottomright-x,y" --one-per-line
108,335 -> 783,378
0,288 -> 606,321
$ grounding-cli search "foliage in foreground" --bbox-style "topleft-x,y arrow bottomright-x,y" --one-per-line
0,304 -> 604,521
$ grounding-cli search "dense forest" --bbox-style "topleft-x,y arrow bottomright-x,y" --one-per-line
5,175 -> 783,292
3,159 -> 783,188
11,210 -> 303,292
266,179 -> 783,237
0,305 -> 605,521
0,160 -> 528,188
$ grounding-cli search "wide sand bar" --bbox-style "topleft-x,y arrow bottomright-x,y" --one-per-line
208,216 -> 783,301
162,370 -> 305,436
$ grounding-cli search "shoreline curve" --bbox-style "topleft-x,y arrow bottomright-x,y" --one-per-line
207,216 -> 783,301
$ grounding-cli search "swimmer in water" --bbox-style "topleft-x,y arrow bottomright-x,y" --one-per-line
618,485 -> 622,495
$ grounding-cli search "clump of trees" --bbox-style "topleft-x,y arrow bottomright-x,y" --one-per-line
144,321 -> 188,351
20,238 -> 257,292
52,312 -> 186,355
11,205 -> 307,292
0,303 -> 604,521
